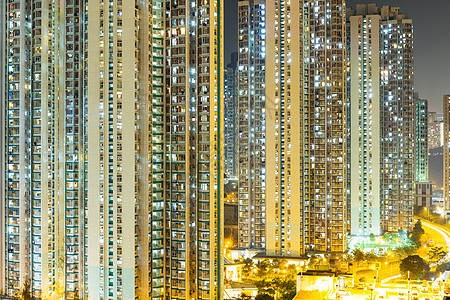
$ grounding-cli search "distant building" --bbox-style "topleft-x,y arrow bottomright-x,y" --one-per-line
415,99 -> 429,182
348,4 -> 415,235
428,112 -> 444,150
443,95 -> 450,214
225,53 -> 238,177
237,0 -> 266,251
414,99 -> 432,207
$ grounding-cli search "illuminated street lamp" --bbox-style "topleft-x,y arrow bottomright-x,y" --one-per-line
424,207 -> 430,220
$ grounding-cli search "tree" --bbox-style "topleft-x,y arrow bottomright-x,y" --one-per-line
351,249 -> 365,263
275,277 -> 297,300
242,258 -> 254,277
236,293 -> 252,300
364,251 -> 378,262
255,293 -> 275,300
254,278 -> 275,296
17,277 -> 34,300
369,233 -> 376,243
399,255 -> 430,280
382,232 -> 392,243
270,259 -> 287,272
255,260 -> 271,277
393,247 -> 408,260
428,246 -> 447,262
410,220 -> 425,248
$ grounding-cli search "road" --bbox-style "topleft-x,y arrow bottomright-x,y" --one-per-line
352,260 -> 400,285
418,218 -> 450,268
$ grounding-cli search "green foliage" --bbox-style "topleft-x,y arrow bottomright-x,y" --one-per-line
392,247 -> 408,260
410,220 -> 425,248
256,260 -> 271,277
428,246 -> 447,262
16,277 -> 35,300
382,232 -> 391,242
255,293 -> 275,300
399,255 -> 430,280
242,258 -> 254,277
271,259 -> 287,271
436,261 -> 450,273
236,293 -> 252,300
274,277 -> 297,300
351,249 -> 365,262
245,259 -> 298,300
307,254 -> 321,267
369,233 -> 376,242
254,278 -> 275,296
364,251 -> 378,262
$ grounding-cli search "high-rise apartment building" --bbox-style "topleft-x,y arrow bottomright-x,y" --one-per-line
444,95 -> 450,213
266,0 -> 347,256
0,0 -> 87,298
87,0 -> 223,299
1,0 -> 224,299
348,5 -> 415,234
348,5 -> 381,236
428,111 -> 444,150
237,0 -> 266,250
414,99 -> 432,207
415,99 -> 429,182
224,53 -> 238,178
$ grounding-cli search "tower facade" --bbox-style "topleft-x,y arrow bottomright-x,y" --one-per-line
428,111 -> 444,150
348,5 -> 415,234
237,0 -> 266,250
378,6 -> 414,232
348,6 -> 381,236
87,0 -> 224,299
266,0 -> 347,256
414,99 -> 432,207
415,99 -> 429,182
1,0 -> 224,299
224,53 -> 238,178
444,95 -> 450,213
0,0 -> 87,298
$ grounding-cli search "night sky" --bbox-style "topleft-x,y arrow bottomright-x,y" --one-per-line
224,0 -> 450,112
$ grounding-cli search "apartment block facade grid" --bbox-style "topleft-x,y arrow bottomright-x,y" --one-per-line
224,55 -> 238,178
378,7 -> 414,232
1,0 -> 87,298
0,0 -> 425,297
428,111 -> 443,150
348,5 -> 415,234
266,0 -> 347,256
237,0 -> 266,250
1,0 -> 224,299
415,99 -> 429,182
444,95 -> 450,212
349,8 -> 381,236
